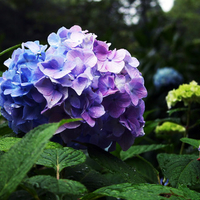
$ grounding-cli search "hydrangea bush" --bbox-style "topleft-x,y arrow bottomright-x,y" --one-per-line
1,27 -> 200,200
0,25 -> 147,151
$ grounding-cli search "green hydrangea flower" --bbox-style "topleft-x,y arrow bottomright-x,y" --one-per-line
155,122 -> 185,135
166,81 -> 200,109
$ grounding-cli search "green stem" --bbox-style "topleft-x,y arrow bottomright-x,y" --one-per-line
180,103 -> 191,155
0,44 -> 21,56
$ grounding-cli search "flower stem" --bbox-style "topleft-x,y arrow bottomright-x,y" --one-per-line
180,103 -> 191,155
0,44 -> 21,56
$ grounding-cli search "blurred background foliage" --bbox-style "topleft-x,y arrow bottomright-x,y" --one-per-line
0,0 -> 200,125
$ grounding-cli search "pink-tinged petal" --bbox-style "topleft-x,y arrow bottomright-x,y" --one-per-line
67,49 -> 82,61
106,60 -> 125,73
88,105 -> 105,118
115,75 -> 126,92
69,25 -> 82,32
125,65 -> 141,79
67,49 -> 97,68
113,49 -> 126,61
81,112 -> 95,127
63,60 -> 76,73
107,49 -> 116,60
84,50 -> 97,67
128,56 -> 139,67
124,50 -> 139,68
97,61 -> 107,72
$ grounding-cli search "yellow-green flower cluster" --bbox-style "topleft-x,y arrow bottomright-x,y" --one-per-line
155,122 -> 185,135
166,81 -> 200,109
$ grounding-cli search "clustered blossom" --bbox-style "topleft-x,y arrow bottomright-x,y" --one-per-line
0,25 -> 147,151
153,67 -> 183,89
166,80 -> 200,109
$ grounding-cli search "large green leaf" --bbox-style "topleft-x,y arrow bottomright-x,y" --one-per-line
125,156 -> 159,184
0,137 -> 63,152
81,183 -> 200,200
25,175 -> 87,196
87,144 -> 146,184
45,141 -> 63,149
0,119 -> 78,200
167,108 -> 188,116
157,153 -> 200,188
0,137 -> 21,152
64,162 -> 126,192
180,137 -> 200,148
0,123 -> 14,137
120,144 -> 169,161
36,147 -> 86,173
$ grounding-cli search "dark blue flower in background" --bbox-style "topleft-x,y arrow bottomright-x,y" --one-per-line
153,67 -> 183,89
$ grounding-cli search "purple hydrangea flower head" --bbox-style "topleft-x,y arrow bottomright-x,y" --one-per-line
0,25 -> 147,151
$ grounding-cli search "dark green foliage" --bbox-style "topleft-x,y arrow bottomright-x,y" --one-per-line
0,1 -> 200,199
157,153 -> 200,189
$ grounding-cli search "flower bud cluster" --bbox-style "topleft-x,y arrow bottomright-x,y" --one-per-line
0,25 -> 147,151
166,81 -> 200,109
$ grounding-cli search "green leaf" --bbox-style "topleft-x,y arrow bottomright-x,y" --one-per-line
25,175 -> 87,196
180,137 -> 200,148
157,153 -> 200,189
87,144 -> 146,184
0,120 -> 68,200
125,156 -> 159,184
0,44 -> 21,56
120,144 -> 169,161
64,162 -> 125,192
167,108 -> 188,116
0,123 -> 14,137
81,183 -> 200,200
45,141 -> 63,149
143,120 -> 160,135
0,138 -> 63,152
0,119 -> 81,152
7,190 -> 34,200
36,147 -> 86,173
143,109 -> 158,119
0,137 -> 21,152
